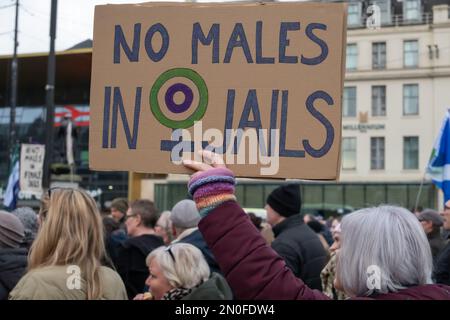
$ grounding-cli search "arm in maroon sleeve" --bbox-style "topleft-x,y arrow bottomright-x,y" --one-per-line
198,200 -> 330,300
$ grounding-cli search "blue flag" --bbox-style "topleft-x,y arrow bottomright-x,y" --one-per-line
3,147 -> 20,210
427,109 -> 450,203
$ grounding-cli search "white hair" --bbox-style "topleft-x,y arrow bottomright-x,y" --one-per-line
336,205 -> 433,297
146,243 -> 210,289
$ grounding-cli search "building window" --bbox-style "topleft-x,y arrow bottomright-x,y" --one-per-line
378,0 -> 392,25
372,42 -> 386,69
371,137 -> 385,170
343,87 -> 357,117
403,84 -> 419,115
342,137 -> 357,170
346,44 -> 358,70
348,2 -> 362,26
404,136 -> 419,169
372,86 -> 386,116
404,40 -> 418,68
404,0 -> 421,21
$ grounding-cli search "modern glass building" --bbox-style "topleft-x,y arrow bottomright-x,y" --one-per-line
0,46 -> 129,208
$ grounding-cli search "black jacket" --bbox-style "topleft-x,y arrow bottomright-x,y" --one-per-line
434,240 -> 450,285
0,248 -> 28,300
115,234 -> 164,299
271,214 -> 328,291
428,231 -> 446,261
178,229 -> 222,275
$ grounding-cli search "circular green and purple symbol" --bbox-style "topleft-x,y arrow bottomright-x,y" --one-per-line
150,68 -> 208,129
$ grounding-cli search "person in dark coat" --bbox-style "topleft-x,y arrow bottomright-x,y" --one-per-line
182,151 -> 450,300
265,184 -> 328,290
170,199 -> 221,274
115,200 -> 164,299
102,216 -> 127,268
418,210 -> 446,261
435,200 -> 450,285
0,211 -> 27,300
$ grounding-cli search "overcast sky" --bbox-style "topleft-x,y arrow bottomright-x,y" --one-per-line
0,0 -> 305,56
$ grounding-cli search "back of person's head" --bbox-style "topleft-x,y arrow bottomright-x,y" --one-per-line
130,199 -> 159,229
266,184 -> 301,217
170,200 -> 200,231
146,243 -> 210,289
30,188 -> 106,299
155,211 -> 173,244
337,205 -> 432,297
0,210 -> 25,249
157,211 -> 172,230
307,220 -> 324,233
12,206 -> 38,247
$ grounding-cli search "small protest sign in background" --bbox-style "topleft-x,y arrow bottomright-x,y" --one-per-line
20,144 -> 45,195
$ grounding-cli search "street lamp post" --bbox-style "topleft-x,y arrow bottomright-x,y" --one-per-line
43,0 -> 58,189
9,0 -> 19,171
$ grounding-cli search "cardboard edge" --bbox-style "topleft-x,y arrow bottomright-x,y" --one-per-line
335,2 -> 348,182
88,5 -> 101,172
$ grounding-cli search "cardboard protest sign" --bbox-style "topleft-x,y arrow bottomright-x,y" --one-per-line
20,144 -> 45,195
89,2 -> 347,179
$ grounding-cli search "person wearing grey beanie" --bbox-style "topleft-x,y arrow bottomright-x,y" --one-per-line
0,211 -> 27,300
12,207 -> 38,249
0,210 -> 24,249
170,199 -> 221,274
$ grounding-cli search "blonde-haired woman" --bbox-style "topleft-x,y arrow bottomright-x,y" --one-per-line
10,188 -> 127,300
135,243 -> 232,300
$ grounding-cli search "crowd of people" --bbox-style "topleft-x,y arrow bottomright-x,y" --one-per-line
0,151 -> 449,300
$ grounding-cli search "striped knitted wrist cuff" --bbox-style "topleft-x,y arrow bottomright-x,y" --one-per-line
188,168 -> 236,217
198,194 -> 237,217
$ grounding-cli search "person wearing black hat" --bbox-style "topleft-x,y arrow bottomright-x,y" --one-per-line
0,210 -> 27,300
265,184 -> 328,291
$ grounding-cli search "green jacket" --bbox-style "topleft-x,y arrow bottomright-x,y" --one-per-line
182,273 -> 233,300
9,265 -> 127,300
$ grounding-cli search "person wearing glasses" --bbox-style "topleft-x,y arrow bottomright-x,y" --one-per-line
115,199 -> 164,299
135,243 -> 232,300
9,188 -> 127,300
182,151 -> 450,300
